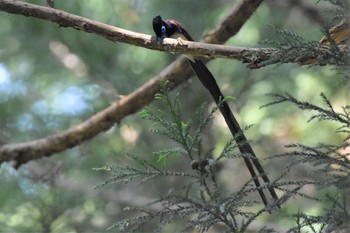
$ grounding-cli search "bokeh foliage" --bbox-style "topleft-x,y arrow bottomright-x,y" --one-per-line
0,0 -> 348,232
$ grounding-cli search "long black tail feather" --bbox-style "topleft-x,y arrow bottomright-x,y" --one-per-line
188,59 -> 279,207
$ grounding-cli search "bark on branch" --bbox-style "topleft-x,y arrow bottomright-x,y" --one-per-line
1,0 -> 343,69
0,0 -> 329,69
0,0 -> 265,166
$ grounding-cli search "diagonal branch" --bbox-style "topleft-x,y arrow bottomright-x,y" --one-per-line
0,0 -> 265,167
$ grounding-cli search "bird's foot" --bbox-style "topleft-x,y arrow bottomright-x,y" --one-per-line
176,37 -> 188,46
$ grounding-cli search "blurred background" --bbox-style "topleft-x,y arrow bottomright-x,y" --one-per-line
0,0 -> 348,232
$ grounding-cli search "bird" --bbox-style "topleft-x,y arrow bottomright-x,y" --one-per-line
152,15 -> 279,208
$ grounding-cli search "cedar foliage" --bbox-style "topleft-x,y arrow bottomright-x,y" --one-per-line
96,0 -> 349,232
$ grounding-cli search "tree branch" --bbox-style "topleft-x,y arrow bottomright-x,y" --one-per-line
0,0 -> 335,68
0,0 -> 266,167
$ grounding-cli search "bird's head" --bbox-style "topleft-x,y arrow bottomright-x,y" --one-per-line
152,15 -> 167,42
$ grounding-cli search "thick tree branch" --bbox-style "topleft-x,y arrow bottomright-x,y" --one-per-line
0,0 -> 265,167
0,0 -> 335,68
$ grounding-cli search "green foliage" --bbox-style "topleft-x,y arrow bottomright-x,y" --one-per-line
288,195 -> 348,233
96,82 -> 286,232
138,81 -> 218,161
1,0 -> 349,232
264,93 -> 350,233
94,152 -> 198,188
262,93 -> 350,126
261,26 -> 349,67
320,0 -> 349,11
261,0 -> 350,68
96,84 -> 350,232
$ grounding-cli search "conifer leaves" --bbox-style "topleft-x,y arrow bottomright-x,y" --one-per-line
261,26 -> 348,67
96,82 -> 279,232
262,93 -> 350,127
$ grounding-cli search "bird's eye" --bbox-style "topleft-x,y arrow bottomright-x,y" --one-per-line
161,26 -> 166,33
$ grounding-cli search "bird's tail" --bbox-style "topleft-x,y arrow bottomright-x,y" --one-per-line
189,59 -> 279,207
